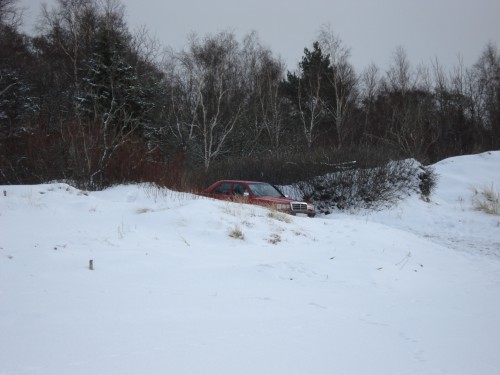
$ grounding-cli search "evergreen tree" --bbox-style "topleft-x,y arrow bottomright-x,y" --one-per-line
282,42 -> 334,148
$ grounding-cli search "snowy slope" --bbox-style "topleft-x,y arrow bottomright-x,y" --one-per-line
359,150 -> 500,257
1,152 -> 500,375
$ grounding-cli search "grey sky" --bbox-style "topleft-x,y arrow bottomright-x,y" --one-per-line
20,0 -> 500,73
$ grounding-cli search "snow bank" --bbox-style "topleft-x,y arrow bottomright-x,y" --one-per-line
1,152 -> 499,375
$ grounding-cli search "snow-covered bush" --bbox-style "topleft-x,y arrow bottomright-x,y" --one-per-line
294,159 -> 435,214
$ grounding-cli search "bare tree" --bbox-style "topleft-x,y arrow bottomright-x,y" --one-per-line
317,24 -> 358,148
359,62 -> 380,131
160,49 -> 198,150
0,0 -> 23,28
360,63 -> 380,102
40,0 -> 100,94
130,25 -> 163,71
382,46 -> 441,159
431,57 -> 449,95
451,55 -> 483,125
256,56 -> 287,151
473,43 -> 500,134
169,31 -> 246,169
242,32 -> 287,152
386,46 -> 417,96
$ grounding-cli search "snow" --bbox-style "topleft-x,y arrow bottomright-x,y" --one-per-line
1,151 -> 500,375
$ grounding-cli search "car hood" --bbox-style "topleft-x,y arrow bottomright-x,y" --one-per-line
253,196 -> 295,204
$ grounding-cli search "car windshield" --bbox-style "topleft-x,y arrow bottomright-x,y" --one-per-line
247,183 -> 284,197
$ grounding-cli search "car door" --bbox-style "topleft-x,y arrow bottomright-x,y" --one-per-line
231,183 -> 250,202
211,182 -> 232,200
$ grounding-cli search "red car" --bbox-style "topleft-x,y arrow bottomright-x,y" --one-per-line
202,180 -> 316,217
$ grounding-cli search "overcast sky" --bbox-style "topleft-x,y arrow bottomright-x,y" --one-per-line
20,0 -> 500,73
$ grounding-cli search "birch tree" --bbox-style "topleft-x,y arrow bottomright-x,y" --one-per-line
171,31 -> 246,169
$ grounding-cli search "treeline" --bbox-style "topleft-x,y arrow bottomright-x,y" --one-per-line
1,0 -> 499,190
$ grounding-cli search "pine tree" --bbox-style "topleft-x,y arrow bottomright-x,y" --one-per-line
282,42 -> 333,148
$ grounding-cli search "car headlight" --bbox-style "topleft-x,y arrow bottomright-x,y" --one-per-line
307,204 -> 315,211
276,204 -> 289,210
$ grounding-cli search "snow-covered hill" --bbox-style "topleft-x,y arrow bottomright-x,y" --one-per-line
1,152 -> 500,375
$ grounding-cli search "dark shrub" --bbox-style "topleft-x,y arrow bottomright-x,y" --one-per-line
292,159 -> 423,214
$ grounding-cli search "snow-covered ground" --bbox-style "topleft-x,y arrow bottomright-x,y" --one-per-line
1,151 -> 499,375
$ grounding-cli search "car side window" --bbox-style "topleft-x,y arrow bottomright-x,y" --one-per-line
213,182 -> 231,195
232,183 -> 248,196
